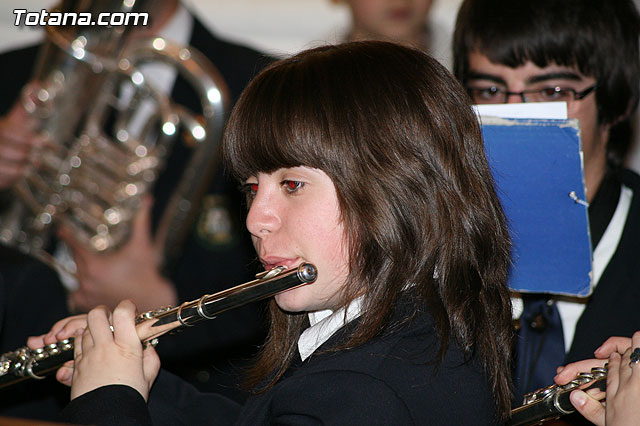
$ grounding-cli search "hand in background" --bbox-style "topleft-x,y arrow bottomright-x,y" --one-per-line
598,331 -> 640,426
554,331 -> 640,426
554,335 -> 633,385
60,196 -> 178,313
0,102 -> 49,189
71,300 -> 160,401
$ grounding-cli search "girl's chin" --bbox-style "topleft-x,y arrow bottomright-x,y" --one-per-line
274,292 -> 308,313
274,288 -> 332,313
273,282 -> 342,313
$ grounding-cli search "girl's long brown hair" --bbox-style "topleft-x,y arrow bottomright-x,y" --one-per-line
223,41 -> 514,419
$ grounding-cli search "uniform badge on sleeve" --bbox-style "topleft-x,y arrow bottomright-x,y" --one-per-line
195,194 -> 239,249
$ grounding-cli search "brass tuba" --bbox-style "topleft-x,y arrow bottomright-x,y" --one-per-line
0,0 -> 229,270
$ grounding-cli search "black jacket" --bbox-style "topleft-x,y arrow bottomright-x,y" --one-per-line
566,169 -> 640,362
61,299 -> 501,426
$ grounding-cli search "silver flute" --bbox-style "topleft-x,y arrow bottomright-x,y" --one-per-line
0,263 -> 317,389
507,366 -> 607,426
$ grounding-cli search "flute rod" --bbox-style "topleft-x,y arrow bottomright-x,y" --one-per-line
0,263 -> 317,389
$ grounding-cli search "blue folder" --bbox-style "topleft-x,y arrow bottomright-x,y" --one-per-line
481,116 -> 592,296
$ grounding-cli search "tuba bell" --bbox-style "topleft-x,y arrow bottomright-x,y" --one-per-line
0,0 -> 229,271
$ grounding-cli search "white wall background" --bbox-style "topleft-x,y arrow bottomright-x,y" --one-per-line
0,0 -> 462,61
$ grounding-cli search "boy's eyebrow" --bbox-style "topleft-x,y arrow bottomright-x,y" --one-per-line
466,71 -> 585,86
527,72 -> 583,84
466,72 -> 506,85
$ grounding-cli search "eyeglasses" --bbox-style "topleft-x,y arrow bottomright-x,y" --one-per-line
466,84 -> 597,105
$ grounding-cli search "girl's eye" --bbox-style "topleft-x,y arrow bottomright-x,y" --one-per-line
240,182 -> 259,202
282,180 -> 304,193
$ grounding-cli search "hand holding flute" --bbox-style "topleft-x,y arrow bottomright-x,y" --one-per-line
68,300 -> 160,401
553,332 -> 640,426
507,331 -> 640,426
24,300 -> 165,400
17,301 -> 160,399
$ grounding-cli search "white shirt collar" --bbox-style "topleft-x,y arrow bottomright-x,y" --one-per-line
298,297 -> 363,361
143,2 -> 192,95
116,3 -> 193,137
159,2 -> 192,47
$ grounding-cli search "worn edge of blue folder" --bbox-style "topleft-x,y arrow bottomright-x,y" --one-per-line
480,116 -> 593,297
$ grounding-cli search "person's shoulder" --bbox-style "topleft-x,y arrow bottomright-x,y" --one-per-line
273,343 -> 497,425
190,17 -> 275,67
618,168 -> 640,223
266,369 -> 416,426
0,44 -> 42,102
620,168 -> 640,192
284,310 -> 498,424
0,43 -> 40,79
187,17 -> 275,101
612,168 -> 640,244
0,43 -> 41,113
0,43 -> 40,61
376,321 -> 500,424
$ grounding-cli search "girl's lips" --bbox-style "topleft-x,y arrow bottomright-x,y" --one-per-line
260,257 -> 300,271
388,8 -> 412,20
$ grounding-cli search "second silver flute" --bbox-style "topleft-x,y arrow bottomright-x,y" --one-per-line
0,263 -> 317,389
507,366 -> 607,426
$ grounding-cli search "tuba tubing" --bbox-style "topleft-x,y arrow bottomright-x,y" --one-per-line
0,263 -> 317,390
0,0 -> 230,274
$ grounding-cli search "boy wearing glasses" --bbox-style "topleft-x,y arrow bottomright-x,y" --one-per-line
453,0 -> 640,404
